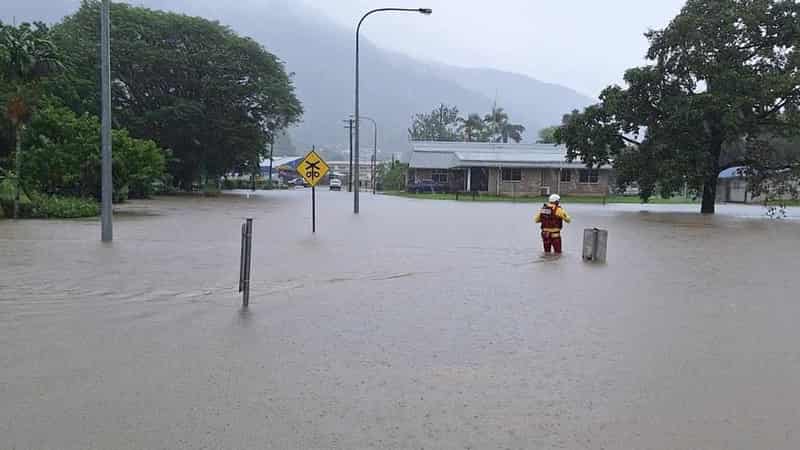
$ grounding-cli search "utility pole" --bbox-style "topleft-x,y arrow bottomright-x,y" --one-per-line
100,0 -> 113,242
346,119 -> 354,192
268,138 -> 274,185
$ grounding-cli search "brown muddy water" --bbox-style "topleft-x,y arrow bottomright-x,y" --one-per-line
2,190 -> 800,449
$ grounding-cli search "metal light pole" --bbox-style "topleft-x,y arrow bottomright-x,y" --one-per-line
100,0 -> 113,242
351,115 -> 377,194
354,7 -> 431,213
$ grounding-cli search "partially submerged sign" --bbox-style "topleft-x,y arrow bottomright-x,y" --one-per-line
297,150 -> 329,187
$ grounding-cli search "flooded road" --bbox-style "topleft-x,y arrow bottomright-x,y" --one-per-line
2,190 -> 800,449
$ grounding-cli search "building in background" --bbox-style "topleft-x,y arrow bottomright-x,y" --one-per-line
408,142 -> 611,196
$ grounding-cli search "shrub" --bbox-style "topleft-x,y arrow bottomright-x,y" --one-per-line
0,178 -> 32,217
0,180 -> 98,218
27,192 -> 99,218
21,101 -> 166,201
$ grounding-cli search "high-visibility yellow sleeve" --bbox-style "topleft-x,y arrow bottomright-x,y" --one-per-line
557,208 -> 571,223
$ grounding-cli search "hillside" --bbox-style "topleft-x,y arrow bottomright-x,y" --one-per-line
2,0 -> 595,158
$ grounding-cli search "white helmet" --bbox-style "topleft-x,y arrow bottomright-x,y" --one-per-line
549,194 -> 561,203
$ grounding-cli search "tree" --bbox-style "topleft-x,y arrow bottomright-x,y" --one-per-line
21,100 -> 166,201
51,1 -> 302,188
555,0 -> 800,214
537,126 -> 559,144
484,105 -> 525,143
408,104 -> 460,141
0,21 -> 63,218
376,161 -> 408,191
457,113 -> 487,142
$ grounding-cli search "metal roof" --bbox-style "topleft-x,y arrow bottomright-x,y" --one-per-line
408,151 -> 459,169
409,141 -> 601,169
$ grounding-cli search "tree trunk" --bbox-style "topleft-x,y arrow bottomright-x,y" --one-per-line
701,172 -> 717,214
701,139 -> 723,214
13,123 -> 22,220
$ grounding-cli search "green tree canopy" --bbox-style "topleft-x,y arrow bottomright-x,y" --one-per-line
408,104 -> 461,141
457,113 -> 487,142
537,126 -> 559,144
555,0 -> 800,213
50,1 -> 302,188
409,104 -> 526,143
484,105 -> 525,143
21,100 -> 165,201
0,20 -> 64,217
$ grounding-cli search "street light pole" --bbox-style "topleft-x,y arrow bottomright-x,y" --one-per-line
100,0 -> 113,242
354,7 -> 431,214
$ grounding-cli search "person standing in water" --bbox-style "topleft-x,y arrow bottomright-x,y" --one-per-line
534,194 -> 571,254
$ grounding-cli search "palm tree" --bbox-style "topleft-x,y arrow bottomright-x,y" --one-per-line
457,113 -> 485,142
501,123 -> 526,143
484,105 -> 525,143
0,22 -> 62,218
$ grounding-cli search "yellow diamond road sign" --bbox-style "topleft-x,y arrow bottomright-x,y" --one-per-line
297,150 -> 329,187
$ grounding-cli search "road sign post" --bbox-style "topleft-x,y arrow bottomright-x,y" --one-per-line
297,149 -> 329,233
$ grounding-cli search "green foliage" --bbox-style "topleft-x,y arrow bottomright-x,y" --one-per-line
408,104 -> 461,141
377,162 -> 408,191
21,101 -> 166,201
484,105 -> 525,143
409,104 -> 525,143
555,0 -> 800,214
0,20 -> 64,215
27,191 -> 99,218
537,126 -> 559,144
0,177 -> 30,216
457,114 -> 487,142
49,1 -> 302,189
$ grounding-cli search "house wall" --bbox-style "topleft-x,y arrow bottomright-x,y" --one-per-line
487,168 -> 609,196
411,167 -> 610,196
556,168 -> 611,196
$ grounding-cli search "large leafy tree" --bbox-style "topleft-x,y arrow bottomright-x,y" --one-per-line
537,126 -> 559,144
408,104 -> 461,141
50,1 -> 302,188
556,0 -> 800,213
0,21 -> 63,218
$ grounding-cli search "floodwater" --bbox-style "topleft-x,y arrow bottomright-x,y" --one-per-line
2,190 -> 800,450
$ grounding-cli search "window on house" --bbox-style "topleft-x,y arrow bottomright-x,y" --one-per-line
432,169 -> 448,184
579,169 -> 599,184
502,168 -> 522,182
560,169 -> 572,182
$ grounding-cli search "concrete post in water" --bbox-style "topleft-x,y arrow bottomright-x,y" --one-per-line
582,228 -> 608,263
100,0 -> 113,242
239,218 -> 253,307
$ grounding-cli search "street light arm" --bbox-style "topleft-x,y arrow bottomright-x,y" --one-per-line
354,7 -> 431,213
357,8 -> 430,34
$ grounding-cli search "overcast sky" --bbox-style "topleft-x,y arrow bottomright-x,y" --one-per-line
297,0 -> 686,97
3,0 -> 687,97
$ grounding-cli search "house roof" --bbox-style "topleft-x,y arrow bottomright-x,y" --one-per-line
409,141 -> 602,169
